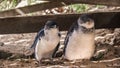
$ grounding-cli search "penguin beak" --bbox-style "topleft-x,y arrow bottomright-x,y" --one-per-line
85,21 -> 94,28
87,22 -> 92,25
80,21 -> 94,29
86,21 -> 93,27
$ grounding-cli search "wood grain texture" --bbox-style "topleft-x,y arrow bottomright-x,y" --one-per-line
0,12 -> 120,34
47,0 -> 120,6
0,2 -> 64,17
1,0 -> 120,17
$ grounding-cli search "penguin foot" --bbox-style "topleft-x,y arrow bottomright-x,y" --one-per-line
24,48 -> 34,56
69,59 -> 83,63
37,58 -> 53,65
0,42 -> 4,46
36,60 -> 44,66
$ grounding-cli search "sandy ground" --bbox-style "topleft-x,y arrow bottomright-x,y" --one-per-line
0,28 -> 120,68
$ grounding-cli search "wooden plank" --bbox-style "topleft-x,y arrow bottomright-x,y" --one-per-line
0,12 -> 120,34
0,2 -> 65,17
47,0 -> 120,6
1,0 -> 120,17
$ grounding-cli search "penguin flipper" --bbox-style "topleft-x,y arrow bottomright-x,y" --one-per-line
63,23 -> 77,55
51,32 -> 61,58
25,29 -> 44,56
63,33 -> 70,55
52,42 -> 60,58
30,28 -> 44,49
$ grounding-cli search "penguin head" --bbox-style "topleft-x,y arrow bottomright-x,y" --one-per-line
44,21 -> 58,30
44,21 -> 59,35
78,14 -> 94,29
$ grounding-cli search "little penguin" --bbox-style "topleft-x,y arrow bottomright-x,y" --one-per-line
63,14 -> 95,61
30,21 -> 61,63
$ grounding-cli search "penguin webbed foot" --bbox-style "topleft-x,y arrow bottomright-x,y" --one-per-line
36,59 -> 46,66
0,42 -> 4,46
24,48 -> 34,56
37,58 -> 54,65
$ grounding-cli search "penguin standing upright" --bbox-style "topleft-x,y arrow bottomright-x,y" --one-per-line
30,21 -> 61,63
63,14 -> 95,60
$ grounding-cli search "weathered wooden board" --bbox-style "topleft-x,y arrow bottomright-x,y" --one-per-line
0,12 -> 120,34
48,0 -> 120,6
0,2 -> 64,17
1,0 -> 120,17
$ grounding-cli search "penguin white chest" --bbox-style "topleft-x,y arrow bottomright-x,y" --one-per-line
65,31 -> 95,60
35,36 -> 60,61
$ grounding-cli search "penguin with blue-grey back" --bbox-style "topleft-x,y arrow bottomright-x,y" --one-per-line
29,21 -> 61,63
63,14 -> 95,61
